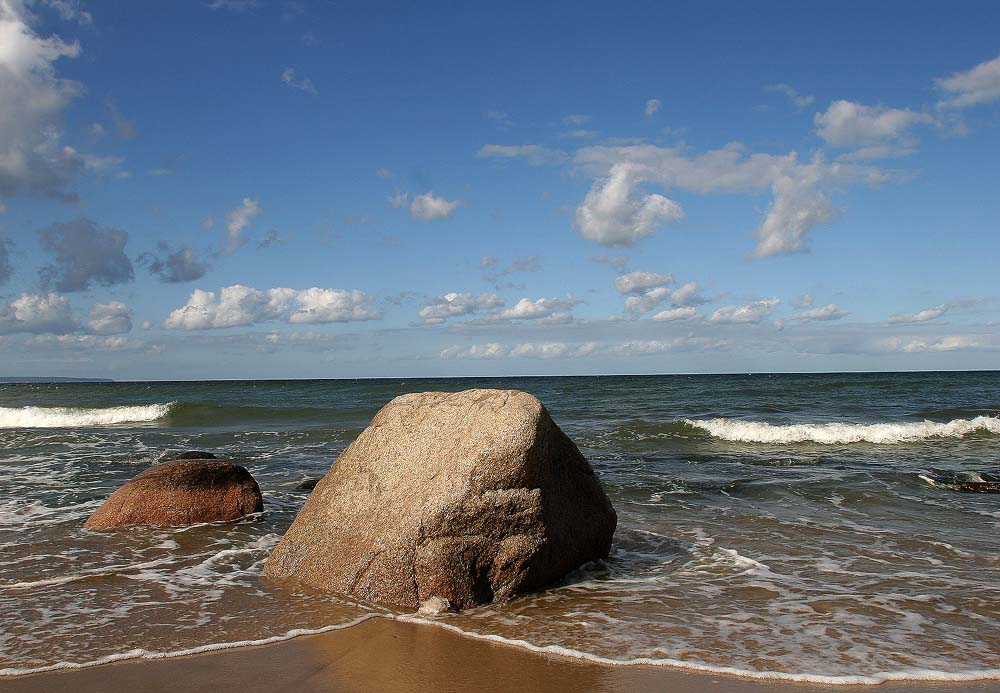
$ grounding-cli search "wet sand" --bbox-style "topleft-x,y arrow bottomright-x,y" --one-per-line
0,618 -> 995,693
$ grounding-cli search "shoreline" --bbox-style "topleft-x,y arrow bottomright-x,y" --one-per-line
2,616 -> 998,692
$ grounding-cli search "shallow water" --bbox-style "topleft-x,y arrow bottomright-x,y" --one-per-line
1,373 -> 999,683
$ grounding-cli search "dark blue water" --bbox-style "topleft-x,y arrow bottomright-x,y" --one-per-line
1,373 -> 998,682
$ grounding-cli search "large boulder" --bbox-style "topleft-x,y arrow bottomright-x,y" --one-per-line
84,459 -> 263,530
263,389 -> 617,609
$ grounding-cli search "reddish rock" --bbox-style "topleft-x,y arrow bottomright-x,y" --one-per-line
84,459 -> 263,530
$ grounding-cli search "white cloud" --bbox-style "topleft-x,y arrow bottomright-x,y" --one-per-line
391,191 -> 463,221
26,334 -> 147,351
887,304 -> 948,324
225,197 -> 260,252
0,1 -> 88,206
670,281 -> 707,307
440,342 -> 507,359
574,163 -> 684,246
0,292 -> 76,334
611,336 -> 726,355
935,52 -> 1000,110
751,164 -> 834,257
624,286 -> 672,316
765,83 -> 814,110
574,143 -> 880,257
498,296 -> 577,322
477,144 -> 568,165
418,292 -> 503,324
710,298 -> 780,324
874,334 -> 998,353
164,284 -> 380,329
614,270 -> 673,294
645,99 -> 661,117
87,301 -> 132,335
563,114 -> 592,126
440,341 -> 599,360
793,303 -> 848,321
614,272 -> 704,317
281,66 -> 317,95
651,306 -> 697,321
814,100 -> 933,156
510,341 -> 599,359
288,288 -> 382,323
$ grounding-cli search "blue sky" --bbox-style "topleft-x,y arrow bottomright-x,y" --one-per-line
1,0 -> 999,379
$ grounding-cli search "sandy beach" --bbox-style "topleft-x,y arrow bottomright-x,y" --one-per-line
1,617 -> 996,693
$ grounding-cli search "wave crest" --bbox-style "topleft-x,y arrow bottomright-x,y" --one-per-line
683,415 -> 1000,444
0,403 -> 173,429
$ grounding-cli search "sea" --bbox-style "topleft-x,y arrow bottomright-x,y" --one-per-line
1,372 -> 998,684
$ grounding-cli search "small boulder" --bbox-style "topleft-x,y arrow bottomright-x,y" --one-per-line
263,389 -> 616,610
84,459 -> 263,530
295,478 -> 321,491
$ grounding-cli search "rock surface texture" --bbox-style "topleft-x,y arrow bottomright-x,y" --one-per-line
83,459 -> 263,530
263,389 -> 617,609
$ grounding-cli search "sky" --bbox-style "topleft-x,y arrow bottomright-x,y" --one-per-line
1,0 -> 999,380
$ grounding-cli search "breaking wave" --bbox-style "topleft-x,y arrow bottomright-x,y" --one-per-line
684,415 -> 1000,444
0,403 -> 173,429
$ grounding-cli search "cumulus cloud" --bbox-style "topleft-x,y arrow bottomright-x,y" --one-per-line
614,270 -> 673,294
390,191 -> 463,221
751,164 -> 834,257
498,295 -> 578,322
623,286 -> 673,315
573,143 -> 884,257
477,144 -> 568,165
138,242 -> 209,283
645,99 -> 661,117
651,306 -> 698,321
935,52 -> 1000,110
887,304 -> 949,324
0,292 -> 76,334
793,303 -> 848,321
574,163 -> 684,246
0,1 -> 89,206
87,301 -> 132,334
765,83 -> 814,110
225,197 -> 260,252
613,271 -> 705,317
710,298 -> 780,324
287,288 -> 382,324
281,67 -> 317,95
669,281 -> 708,307
814,100 -> 933,157
37,218 -> 134,292
418,292 -> 503,325
164,284 -> 381,329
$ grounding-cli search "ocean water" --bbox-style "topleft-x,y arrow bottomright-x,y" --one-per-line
1,372 -> 999,684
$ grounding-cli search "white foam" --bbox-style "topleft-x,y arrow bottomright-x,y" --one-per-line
0,403 -> 173,429
2,613 -> 998,685
684,415 -> 1000,444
